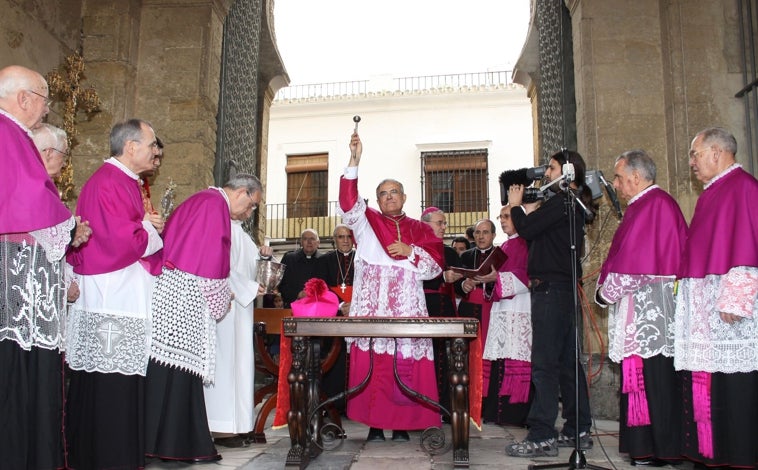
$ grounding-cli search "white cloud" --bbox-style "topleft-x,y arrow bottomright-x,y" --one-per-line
274,0 -> 531,85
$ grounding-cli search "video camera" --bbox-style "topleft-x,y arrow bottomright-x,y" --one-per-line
498,166 -> 548,205
500,165 -> 607,204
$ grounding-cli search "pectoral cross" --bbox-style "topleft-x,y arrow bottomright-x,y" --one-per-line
341,283 -> 346,293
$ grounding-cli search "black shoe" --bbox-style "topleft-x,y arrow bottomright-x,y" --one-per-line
631,458 -> 668,467
178,454 -> 222,464
391,430 -> 410,442
366,427 -> 385,442
214,435 -> 249,448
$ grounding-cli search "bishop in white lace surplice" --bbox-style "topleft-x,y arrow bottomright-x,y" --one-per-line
341,196 -> 440,361
674,164 -> 758,374
596,184 -> 687,363
149,187 -> 233,383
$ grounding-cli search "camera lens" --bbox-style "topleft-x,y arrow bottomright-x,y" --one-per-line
526,165 -> 547,180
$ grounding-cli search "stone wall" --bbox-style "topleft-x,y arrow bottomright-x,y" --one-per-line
568,0 -> 746,221
0,0 -> 82,69
76,0 -> 233,204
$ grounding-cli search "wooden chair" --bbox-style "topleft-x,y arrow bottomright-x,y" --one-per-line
251,308 -> 290,443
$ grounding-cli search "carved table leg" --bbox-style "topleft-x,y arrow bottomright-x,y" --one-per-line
306,341 -> 324,460
449,337 -> 471,468
286,336 -> 309,468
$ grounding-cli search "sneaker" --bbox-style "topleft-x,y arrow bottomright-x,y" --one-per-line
557,431 -> 593,450
505,438 -> 559,457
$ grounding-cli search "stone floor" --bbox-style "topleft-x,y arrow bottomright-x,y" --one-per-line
146,414 -> 694,470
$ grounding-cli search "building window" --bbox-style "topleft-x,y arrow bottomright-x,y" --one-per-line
422,150 -> 488,212
286,154 -> 328,217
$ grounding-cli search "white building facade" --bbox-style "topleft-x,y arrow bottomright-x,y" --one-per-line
265,72 -> 534,247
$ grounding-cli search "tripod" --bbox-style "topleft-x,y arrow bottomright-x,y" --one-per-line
528,186 -> 608,470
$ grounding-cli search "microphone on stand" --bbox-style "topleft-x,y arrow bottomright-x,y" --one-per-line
597,171 -> 623,219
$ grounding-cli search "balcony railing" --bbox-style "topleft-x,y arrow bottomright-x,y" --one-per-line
275,70 -> 513,101
264,201 -> 486,241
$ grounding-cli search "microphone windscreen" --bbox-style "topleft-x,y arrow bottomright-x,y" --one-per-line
499,168 -> 531,188
499,168 -> 531,205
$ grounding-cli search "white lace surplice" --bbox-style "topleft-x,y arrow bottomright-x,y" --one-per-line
150,268 -> 231,383
341,197 -> 441,361
66,262 -> 156,376
674,266 -> 758,373
483,272 -> 531,361
0,219 -> 73,351
600,273 -> 676,363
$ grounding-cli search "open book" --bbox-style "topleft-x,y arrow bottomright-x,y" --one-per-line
448,248 -> 508,279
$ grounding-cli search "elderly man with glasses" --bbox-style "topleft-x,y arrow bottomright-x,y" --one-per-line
144,173 -> 262,461
32,122 -> 69,178
674,127 -> 758,468
0,65 -> 92,470
338,131 -> 444,443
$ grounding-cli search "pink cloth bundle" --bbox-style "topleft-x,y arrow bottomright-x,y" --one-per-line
291,278 -> 339,317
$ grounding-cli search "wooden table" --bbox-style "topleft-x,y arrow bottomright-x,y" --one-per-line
253,308 -> 342,443
282,316 -> 478,469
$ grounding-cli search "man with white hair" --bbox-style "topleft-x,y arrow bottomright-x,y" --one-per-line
0,64 -> 90,469
675,127 -> 758,468
32,122 -> 69,178
596,149 -> 687,466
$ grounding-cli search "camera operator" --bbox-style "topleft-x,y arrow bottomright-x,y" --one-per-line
504,149 -> 594,458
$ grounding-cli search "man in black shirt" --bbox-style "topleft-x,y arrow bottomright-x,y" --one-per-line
278,228 -> 321,307
505,150 -> 594,458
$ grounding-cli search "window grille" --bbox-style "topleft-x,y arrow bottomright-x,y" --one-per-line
421,149 -> 489,234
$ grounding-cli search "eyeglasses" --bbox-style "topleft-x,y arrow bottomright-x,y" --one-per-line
245,192 -> 259,210
26,89 -> 52,107
130,139 -> 160,150
48,147 -> 70,157
689,147 -> 711,160
378,188 -> 402,199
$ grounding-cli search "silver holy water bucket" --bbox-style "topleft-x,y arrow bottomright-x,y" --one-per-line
256,259 -> 286,294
